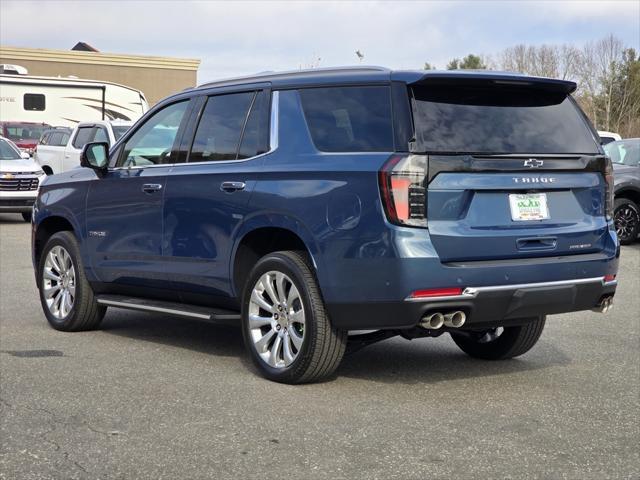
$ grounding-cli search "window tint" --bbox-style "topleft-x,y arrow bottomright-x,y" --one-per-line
93,127 -> 109,143
299,86 -> 393,152
60,133 -> 70,146
40,133 -> 50,145
411,85 -> 600,154
112,126 -> 130,141
120,100 -> 188,167
24,93 -> 45,111
48,132 -> 62,146
73,127 -> 94,149
189,92 -> 254,162
238,90 -> 269,159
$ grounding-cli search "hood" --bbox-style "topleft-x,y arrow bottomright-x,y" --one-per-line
0,158 -> 42,173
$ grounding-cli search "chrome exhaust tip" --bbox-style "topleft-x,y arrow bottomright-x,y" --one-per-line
444,310 -> 466,328
420,312 -> 444,329
592,296 -> 613,314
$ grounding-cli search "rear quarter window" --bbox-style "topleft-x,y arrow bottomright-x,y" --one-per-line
299,86 -> 393,152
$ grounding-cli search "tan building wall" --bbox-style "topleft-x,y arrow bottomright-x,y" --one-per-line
0,46 -> 200,105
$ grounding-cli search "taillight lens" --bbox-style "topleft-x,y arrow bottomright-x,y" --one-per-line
604,157 -> 614,221
379,155 -> 427,227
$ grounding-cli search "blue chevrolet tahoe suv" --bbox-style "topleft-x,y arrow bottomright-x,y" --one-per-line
32,67 -> 619,383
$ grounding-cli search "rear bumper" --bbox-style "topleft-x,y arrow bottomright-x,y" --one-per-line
327,276 -> 618,330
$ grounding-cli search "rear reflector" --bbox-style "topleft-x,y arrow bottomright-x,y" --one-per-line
603,274 -> 616,283
409,287 -> 464,299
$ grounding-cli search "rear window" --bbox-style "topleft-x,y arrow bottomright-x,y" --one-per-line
299,86 -> 393,152
411,85 -> 599,154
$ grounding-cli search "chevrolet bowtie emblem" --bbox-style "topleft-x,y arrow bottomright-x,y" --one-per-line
523,159 -> 544,168
1,173 -> 15,179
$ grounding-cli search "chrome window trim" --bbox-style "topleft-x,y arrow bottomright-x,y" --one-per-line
405,276 -> 616,302
109,91 -> 279,171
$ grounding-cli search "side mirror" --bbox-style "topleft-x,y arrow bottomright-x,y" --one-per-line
81,142 -> 109,174
21,151 -> 31,159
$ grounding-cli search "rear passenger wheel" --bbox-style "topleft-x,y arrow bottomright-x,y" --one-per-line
614,198 -> 640,245
241,251 -> 347,384
38,231 -> 106,331
450,316 -> 545,360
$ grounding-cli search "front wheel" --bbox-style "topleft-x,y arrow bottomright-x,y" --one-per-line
450,316 -> 546,360
38,231 -> 106,331
614,198 -> 640,245
241,251 -> 347,384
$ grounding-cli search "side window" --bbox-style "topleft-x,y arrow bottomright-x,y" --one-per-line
72,127 -> 95,149
189,92 -> 254,162
24,93 -> 45,111
238,90 -> 270,159
60,133 -> 70,146
40,133 -> 50,145
93,127 -> 109,144
120,101 -> 188,167
299,86 -> 393,152
49,132 -> 62,146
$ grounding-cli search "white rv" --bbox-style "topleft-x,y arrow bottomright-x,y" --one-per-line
0,73 -> 149,127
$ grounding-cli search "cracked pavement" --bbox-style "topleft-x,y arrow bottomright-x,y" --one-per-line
1,213 -> 639,479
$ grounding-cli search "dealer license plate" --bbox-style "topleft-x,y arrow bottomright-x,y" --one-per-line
509,193 -> 549,221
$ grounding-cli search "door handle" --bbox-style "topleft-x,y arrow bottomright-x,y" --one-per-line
142,183 -> 163,194
220,181 -> 246,193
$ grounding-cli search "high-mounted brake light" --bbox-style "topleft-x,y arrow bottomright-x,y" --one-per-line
379,155 -> 427,227
409,287 -> 464,299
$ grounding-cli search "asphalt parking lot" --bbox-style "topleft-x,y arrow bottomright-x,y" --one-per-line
0,213 -> 638,480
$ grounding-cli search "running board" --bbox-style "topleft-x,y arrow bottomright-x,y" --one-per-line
96,295 -> 241,324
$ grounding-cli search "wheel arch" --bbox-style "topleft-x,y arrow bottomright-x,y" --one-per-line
231,216 -> 322,299
615,187 -> 640,207
34,215 -> 79,271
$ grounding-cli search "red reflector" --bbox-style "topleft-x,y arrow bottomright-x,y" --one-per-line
409,287 -> 464,298
604,274 -> 616,283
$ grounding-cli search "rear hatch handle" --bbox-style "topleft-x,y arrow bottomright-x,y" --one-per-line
516,236 -> 557,251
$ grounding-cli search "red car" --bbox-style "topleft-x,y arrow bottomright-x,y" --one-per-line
0,121 -> 51,156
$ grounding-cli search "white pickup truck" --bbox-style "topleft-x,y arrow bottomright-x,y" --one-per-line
35,120 -> 132,175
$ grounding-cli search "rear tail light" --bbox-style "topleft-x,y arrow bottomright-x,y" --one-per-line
379,155 -> 427,227
408,287 -> 464,299
603,157 -> 614,221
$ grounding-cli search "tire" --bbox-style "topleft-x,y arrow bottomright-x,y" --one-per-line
450,316 -> 546,360
38,231 -> 106,331
21,212 -> 32,222
241,251 -> 347,384
614,197 -> 640,245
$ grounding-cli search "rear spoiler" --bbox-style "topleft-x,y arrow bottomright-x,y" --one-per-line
407,71 -> 577,95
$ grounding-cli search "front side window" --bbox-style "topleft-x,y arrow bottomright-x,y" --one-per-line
299,86 -> 394,152
605,140 -> 640,166
72,127 -> 94,149
189,92 -> 254,162
0,139 -> 21,160
120,101 -> 189,167
93,127 -> 109,144
112,126 -> 130,142
59,133 -> 70,146
48,132 -> 62,146
40,133 -> 51,145
24,93 -> 45,111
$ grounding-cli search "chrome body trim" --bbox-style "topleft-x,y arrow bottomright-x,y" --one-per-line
405,276 -> 616,302
96,298 -> 211,320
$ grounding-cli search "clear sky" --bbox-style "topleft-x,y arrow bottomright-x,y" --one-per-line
1,0 -> 639,83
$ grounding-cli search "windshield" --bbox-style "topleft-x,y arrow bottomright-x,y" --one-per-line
411,85 -> 600,155
0,139 -> 22,160
112,125 -> 131,141
3,123 -> 49,141
604,139 -> 640,166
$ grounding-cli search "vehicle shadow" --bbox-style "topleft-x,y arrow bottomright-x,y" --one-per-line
100,310 -> 571,384
337,336 -> 572,385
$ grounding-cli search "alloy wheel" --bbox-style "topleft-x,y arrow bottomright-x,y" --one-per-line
42,245 -> 76,319
615,205 -> 639,241
248,271 -> 306,368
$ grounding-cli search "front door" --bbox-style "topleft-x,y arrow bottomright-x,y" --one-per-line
86,99 -> 191,296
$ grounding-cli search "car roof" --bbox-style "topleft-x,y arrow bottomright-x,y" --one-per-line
194,66 -> 576,93
76,120 -> 133,128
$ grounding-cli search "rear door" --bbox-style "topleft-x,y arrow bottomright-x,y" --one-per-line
409,78 -> 606,262
162,88 -> 270,302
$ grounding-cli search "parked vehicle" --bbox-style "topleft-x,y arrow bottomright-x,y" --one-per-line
32,67 -> 619,383
0,121 -> 51,155
0,73 -> 148,128
0,136 -> 45,221
598,131 -> 622,145
35,120 -> 132,175
605,138 -> 640,244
